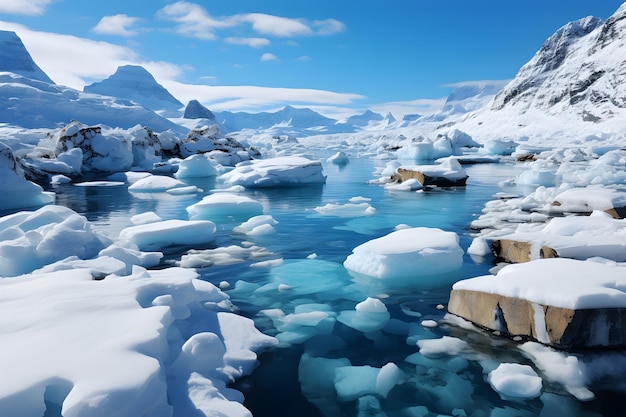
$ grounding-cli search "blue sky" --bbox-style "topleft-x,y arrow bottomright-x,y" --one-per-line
0,0 -> 624,119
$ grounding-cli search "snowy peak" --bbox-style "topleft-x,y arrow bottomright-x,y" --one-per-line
0,31 -> 54,84
84,65 -> 183,113
183,99 -> 215,120
486,2 -> 626,123
344,110 -> 384,127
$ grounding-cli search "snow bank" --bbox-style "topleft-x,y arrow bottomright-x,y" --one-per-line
453,258 -> 626,309
343,227 -> 463,284
0,265 -> 277,417
219,156 -> 326,187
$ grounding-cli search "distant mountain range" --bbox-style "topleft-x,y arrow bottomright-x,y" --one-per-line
2,1 -> 626,140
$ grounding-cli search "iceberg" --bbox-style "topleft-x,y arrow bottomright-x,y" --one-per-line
219,156 -> 326,187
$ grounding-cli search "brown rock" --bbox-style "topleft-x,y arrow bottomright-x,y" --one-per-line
491,239 -> 558,263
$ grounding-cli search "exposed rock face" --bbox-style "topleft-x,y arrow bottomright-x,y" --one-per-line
448,289 -> 626,349
180,125 -> 261,164
491,239 -> 558,263
183,100 -> 215,120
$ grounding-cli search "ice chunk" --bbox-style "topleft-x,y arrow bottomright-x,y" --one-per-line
186,193 -> 264,222
219,156 -> 326,187
343,227 -> 463,284
119,219 -> 216,251
314,202 -> 376,217
128,174 -> 190,192
175,154 -> 218,178
233,215 -> 278,236
488,363 -> 542,399
337,297 -> 390,333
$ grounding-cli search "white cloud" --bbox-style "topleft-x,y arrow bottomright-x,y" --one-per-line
0,21 -> 182,89
92,14 -> 142,37
0,0 -> 56,16
224,37 -> 270,48
371,98 -> 447,120
156,2 -> 346,42
236,13 -> 312,37
161,80 -> 366,114
156,1 -> 235,40
312,19 -> 346,35
261,53 -> 278,62
297,55 -> 312,61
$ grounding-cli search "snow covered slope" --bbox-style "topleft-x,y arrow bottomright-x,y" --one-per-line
84,65 -> 183,115
452,3 -> 626,142
0,32 -> 185,133
0,31 -> 53,84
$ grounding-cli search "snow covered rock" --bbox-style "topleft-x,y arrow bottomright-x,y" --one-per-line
0,143 -> 54,211
53,121 -> 133,173
391,157 -> 468,187
180,125 -> 260,163
220,156 -> 327,188
449,258 -> 626,348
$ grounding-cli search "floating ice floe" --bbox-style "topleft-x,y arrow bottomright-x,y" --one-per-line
0,205 -> 111,277
128,174 -> 192,193
327,151 -> 350,165
0,265 -> 277,417
219,156 -> 326,187
186,193 -> 264,222
488,363 -> 543,400
232,214 -> 278,236
0,143 -> 55,210
119,219 -> 217,251
343,227 -> 464,285
174,153 -> 218,178
337,297 -> 391,333
314,201 -> 376,217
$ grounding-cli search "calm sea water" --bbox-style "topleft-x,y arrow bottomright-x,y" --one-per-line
52,151 -> 624,417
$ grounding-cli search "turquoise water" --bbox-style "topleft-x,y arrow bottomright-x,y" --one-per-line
52,152 -> 624,417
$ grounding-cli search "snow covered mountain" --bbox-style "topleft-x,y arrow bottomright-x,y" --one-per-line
0,32 -> 185,133
0,31 -> 53,84
84,65 -> 183,115
452,2 -> 626,142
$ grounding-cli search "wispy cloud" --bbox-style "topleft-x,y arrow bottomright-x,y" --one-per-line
261,53 -> 278,62
0,0 -> 57,16
224,37 -> 270,48
156,1 -> 235,40
92,14 -> 142,37
161,81 -> 366,114
157,1 -> 346,43
371,98 -> 447,119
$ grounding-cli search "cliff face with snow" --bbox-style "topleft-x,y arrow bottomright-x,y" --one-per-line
0,31 -> 53,84
453,3 -> 626,141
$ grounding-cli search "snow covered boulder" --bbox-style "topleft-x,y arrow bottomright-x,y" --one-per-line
53,121 -> 133,173
128,125 -> 162,171
449,258 -> 626,348
491,211 -> 626,263
391,157 -> 468,187
220,156 -> 327,188
0,143 -> 54,211
550,187 -> 626,218
180,125 -> 260,163
343,227 -> 463,287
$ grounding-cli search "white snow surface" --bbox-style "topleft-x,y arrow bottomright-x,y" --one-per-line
453,258 -> 626,309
